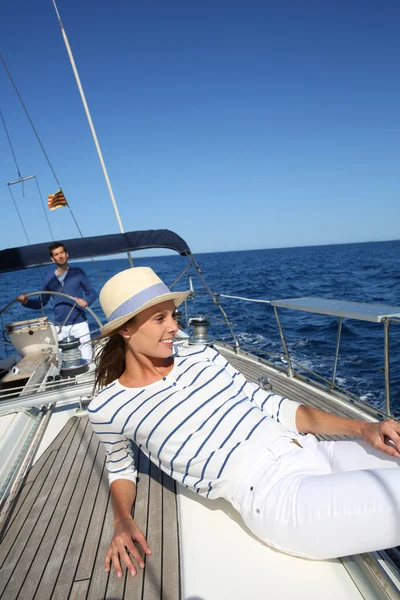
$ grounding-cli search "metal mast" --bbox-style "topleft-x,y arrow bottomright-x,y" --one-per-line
51,0 -> 134,267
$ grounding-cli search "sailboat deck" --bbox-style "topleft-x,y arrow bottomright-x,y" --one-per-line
0,417 -> 180,600
1,345 -> 399,599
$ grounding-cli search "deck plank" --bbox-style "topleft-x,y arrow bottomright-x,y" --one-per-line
0,481 -> 34,539
0,417 -> 77,542
69,579 -> 90,600
162,474 -> 180,600
3,419 -> 90,600
51,443 -> 106,600
104,566 -> 127,600
142,460 -> 163,600
86,493 -> 116,600
25,415 -> 78,482
73,440 -> 109,582
0,418 -> 82,597
123,450 -> 150,600
103,447 -> 141,600
32,430 -> 100,600
17,420 -> 91,599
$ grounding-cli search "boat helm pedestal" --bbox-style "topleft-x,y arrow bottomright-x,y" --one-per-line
5,316 -> 59,357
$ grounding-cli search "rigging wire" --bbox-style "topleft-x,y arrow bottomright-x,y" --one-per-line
1,105 -> 54,241
1,106 -> 51,289
0,53 -> 62,190
34,176 -> 54,241
7,185 -> 46,288
0,108 -> 22,186
0,52 -> 106,289
8,186 -> 31,245
2,102 -> 52,281
1,53 -> 88,241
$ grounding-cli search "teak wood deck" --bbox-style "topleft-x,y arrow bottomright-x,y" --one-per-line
0,416 -> 180,600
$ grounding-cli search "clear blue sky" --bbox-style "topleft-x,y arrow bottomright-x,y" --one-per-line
0,0 -> 399,254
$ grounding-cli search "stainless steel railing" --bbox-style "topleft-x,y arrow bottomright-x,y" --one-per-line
195,290 -> 400,417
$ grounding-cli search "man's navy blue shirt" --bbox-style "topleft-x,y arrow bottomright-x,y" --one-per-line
24,267 -> 97,325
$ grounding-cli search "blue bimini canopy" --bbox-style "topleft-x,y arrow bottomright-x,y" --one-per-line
0,229 -> 191,274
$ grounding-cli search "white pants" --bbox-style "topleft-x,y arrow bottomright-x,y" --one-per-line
58,321 -> 93,362
234,431 -> 400,560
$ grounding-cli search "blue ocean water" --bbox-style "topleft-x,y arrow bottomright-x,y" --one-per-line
0,240 -> 399,414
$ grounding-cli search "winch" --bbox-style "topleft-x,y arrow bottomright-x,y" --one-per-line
188,316 -> 213,345
58,336 -> 89,377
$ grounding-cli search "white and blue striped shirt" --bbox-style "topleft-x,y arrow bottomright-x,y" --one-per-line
88,345 -> 302,501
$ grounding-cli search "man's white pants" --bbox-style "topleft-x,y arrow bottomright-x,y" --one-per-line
58,322 -> 93,361
234,431 -> 400,560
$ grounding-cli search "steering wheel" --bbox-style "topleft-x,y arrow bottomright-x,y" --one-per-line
0,291 -> 103,334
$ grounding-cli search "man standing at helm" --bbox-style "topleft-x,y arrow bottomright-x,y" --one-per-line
17,241 -> 97,361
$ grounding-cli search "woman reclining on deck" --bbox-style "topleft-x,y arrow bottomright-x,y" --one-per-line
89,266 -> 400,578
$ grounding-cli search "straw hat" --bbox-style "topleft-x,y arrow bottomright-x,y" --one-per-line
99,267 -> 190,335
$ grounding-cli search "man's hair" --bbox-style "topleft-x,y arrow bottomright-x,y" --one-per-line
48,241 -> 67,257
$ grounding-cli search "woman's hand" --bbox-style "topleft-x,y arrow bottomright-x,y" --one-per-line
105,516 -> 151,578
360,419 -> 400,458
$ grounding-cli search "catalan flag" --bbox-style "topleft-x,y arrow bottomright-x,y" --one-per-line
47,189 -> 68,210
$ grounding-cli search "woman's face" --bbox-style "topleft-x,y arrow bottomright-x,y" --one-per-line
120,300 -> 179,359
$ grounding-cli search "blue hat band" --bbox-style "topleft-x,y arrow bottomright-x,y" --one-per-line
107,282 -> 171,322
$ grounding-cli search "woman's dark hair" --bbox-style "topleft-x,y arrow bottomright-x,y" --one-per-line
94,317 -> 136,391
